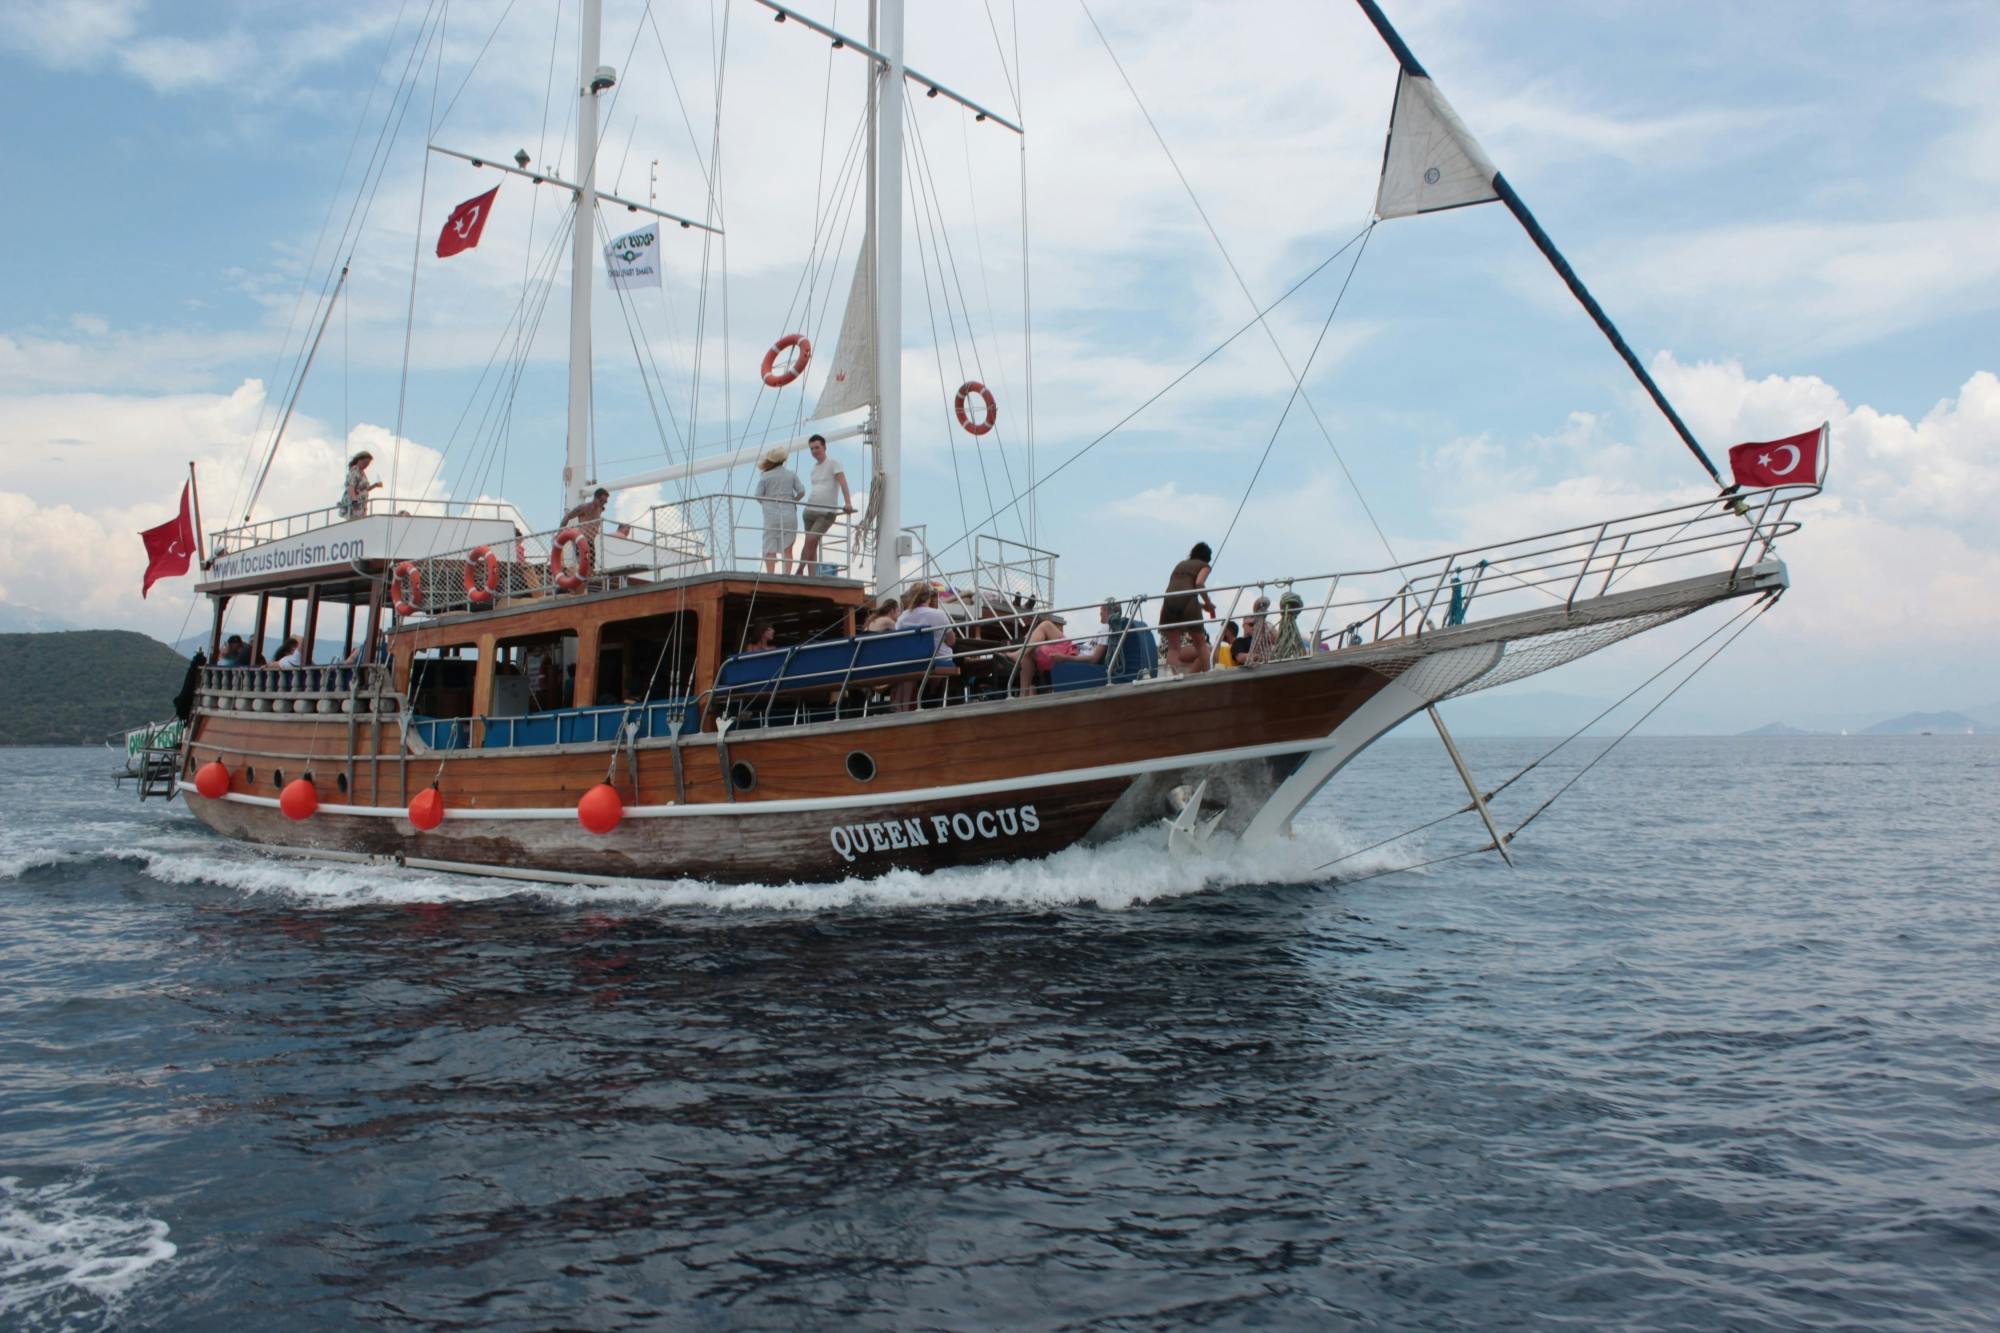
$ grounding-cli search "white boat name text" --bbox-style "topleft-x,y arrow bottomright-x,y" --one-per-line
829,804 -> 1040,862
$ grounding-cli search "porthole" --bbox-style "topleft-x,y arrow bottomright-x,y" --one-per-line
272,768 -> 285,788
845,751 -> 876,783
730,761 -> 757,793
336,773 -> 348,793
245,766 -> 256,784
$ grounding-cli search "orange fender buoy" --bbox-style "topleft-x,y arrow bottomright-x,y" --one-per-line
408,787 -> 445,831
760,332 -> 812,387
577,783 -> 624,834
549,527 -> 594,594
954,380 -> 997,436
194,761 -> 231,799
463,546 -> 500,608
392,561 -> 423,616
280,777 -> 319,821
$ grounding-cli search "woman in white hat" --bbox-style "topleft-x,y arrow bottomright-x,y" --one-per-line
754,445 -> 805,573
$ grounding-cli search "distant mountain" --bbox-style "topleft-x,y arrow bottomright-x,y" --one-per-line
1860,711 -> 1999,736
0,602 -> 77,633
1738,721 -> 1827,737
0,631 -> 192,746
1433,689 -> 1726,737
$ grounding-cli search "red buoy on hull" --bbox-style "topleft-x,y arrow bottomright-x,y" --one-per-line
193,761 -> 231,799
577,783 -> 623,834
408,787 -> 445,831
280,778 -> 319,821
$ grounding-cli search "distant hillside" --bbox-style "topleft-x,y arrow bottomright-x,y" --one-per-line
1861,711 -> 1998,736
1739,722 -> 1826,737
0,631 -> 192,746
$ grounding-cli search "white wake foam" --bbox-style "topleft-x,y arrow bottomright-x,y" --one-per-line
0,1176 -> 175,1323
117,816 -> 1405,914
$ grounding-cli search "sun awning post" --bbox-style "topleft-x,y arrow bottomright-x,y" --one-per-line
1427,704 -> 1514,867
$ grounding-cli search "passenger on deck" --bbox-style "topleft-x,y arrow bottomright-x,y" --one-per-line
1214,621 -> 1242,668
797,433 -> 854,575
273,636 -> 302,667
864,597 -> 900,633
217,635 -> 248,667
746,621 -> 778,652
1160,542 -> 1217,676
891,585 -> 956,710
338,451 -> 382,518
560,487 -> 612,555
754,447 -> 805,574
1240,597 -> 1276,665
1016,610 -> 1111,695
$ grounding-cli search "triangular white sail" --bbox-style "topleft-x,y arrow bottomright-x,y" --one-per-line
1374,69 -> 1500,220
812,233 -> 877,420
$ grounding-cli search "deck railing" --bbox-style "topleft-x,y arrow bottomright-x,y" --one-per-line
198,663 -> 393,714
211,498 -> 525,555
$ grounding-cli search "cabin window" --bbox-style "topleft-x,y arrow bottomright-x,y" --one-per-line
493,631 -> 578,714
597,611 -> 700,706
406,643 -> 481,719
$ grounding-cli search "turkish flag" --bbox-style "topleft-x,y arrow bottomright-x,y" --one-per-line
140,481 -> 196,598
436,184 -> 500,258
1728,425 -> 1824,488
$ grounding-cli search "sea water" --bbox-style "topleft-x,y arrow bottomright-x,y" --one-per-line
1,737 -> 1995,1328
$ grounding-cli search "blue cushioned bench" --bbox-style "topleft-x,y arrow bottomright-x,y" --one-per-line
1047,618 -> 1158,693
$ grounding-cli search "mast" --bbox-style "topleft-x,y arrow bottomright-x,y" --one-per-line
871,0 -> 906,592
566,0 -> 609,508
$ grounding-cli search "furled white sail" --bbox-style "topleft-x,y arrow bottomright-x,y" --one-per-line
811,235 -> 877,420
1374,70 -> 1499,220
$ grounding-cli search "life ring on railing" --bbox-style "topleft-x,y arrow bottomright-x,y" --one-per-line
761,333 -> 812,388
463,546 -> 500,607
954,380 -> 997,436
392,561 -> 422,616
549,527 -> 594,593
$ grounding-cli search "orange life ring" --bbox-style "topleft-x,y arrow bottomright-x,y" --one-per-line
761,333 -> 812,388
954,380 -> 997,436
550,527 -> 594,593
463,546 -> 500,607
392,561 -> 422,616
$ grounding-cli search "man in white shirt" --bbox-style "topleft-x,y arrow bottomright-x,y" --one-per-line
797,434 -> 855,575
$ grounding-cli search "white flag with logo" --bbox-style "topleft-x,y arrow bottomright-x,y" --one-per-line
604,224 -> 662,289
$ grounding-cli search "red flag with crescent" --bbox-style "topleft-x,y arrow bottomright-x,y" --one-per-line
140,481 -> 196,598
1728,425 -> 1824,489
436,184 -> 500,258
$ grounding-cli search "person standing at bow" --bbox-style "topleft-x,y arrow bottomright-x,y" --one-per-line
1159,542 -> 1217,675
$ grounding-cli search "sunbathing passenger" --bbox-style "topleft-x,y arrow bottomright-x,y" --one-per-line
891,586 -> 955,710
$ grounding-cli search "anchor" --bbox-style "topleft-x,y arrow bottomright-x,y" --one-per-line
1162,779 -> 1227,857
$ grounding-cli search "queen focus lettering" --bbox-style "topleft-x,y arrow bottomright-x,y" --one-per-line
828,803 -> 1040,863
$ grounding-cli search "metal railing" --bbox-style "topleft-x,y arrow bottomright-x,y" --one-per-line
675,483 -> 1812,732
212,497 -> 525,554
644,492 -> 865,579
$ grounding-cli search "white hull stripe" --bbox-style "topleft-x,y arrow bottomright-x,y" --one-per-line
183,733 -> 1324,822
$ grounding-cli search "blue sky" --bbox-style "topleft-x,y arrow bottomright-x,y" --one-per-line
2,0 -> 1996,732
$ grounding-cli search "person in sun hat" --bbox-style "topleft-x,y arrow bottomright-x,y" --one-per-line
754,445 -> 805,573
337,450 -> 382,518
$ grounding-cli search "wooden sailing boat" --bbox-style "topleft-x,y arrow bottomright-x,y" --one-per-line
174,0 -> 1820,886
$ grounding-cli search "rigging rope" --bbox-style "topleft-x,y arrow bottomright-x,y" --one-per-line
1078,0 -> 1401,566
1216,222 -> 1375,562
1313,590 -> 1781,881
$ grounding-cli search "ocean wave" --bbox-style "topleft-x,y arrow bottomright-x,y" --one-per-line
0,1175 -> 175,1328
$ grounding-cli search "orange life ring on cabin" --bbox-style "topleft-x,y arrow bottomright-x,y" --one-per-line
954,380 -> 997,436
392,561 -> 422,616
463,546 -> 500,607
549,527 -> 594,593
761,333 -> 812,388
